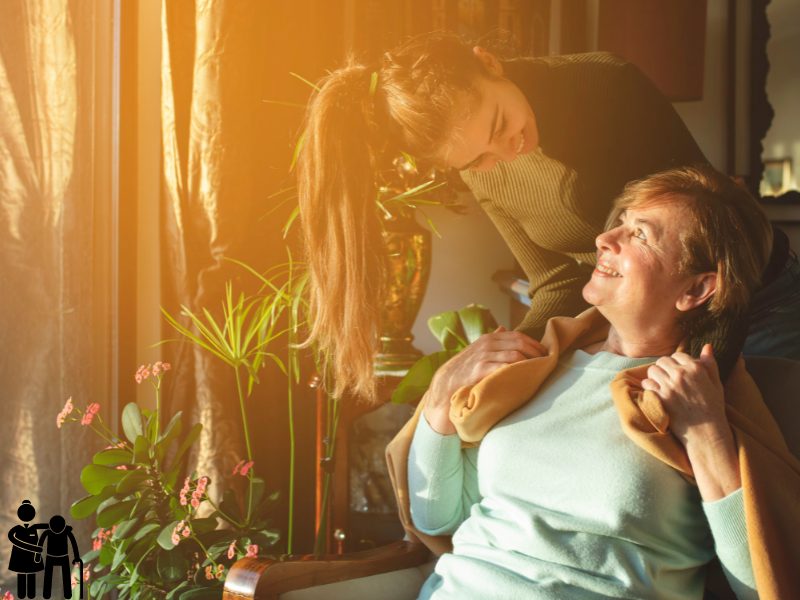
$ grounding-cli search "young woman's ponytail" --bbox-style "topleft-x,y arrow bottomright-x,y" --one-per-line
296,59 -> 388,402
296,32 -> 494,402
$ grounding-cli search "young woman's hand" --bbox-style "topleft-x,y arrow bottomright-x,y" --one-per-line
424,326 -> 546,435
641,344 -> 741,501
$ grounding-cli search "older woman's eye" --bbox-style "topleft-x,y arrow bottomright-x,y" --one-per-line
635,229 -> 647,240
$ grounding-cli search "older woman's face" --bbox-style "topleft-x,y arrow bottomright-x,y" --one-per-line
582,202 -> 695,322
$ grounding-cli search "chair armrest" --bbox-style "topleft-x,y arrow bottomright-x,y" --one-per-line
222,541 -> 431,600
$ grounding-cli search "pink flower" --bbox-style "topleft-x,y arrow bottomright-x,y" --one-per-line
180,497 -> 187,506
171,533 -> 180,546
215,572 -> 223,579
199,476 -> 209,486
192,489 -> 201,499
81,412 -> 94,426
83,568 -> 90,582
62,397 -> 74,415
233,460 -> 245,475
71,573 -> 78,589
116,465 -> 128,470
206,572 -> 214,580
3,591 -> 13,600
142,369 -> 150,379
137,365 -> 145,373
245,544 -> 258,558
152,365 -> 160,375
56,411 -> 66,428
228,541 -> 237,560
163,363 -> 171,370
135,373 -> 142,384
217,564 -> 225,572
190,498 -> 200,508
88,403 -> 100,414
240,461 -> 254,477
182,528 -> 190,538
155,361 -> 163,367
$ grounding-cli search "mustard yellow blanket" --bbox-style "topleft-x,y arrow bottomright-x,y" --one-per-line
386,308 -> 800,600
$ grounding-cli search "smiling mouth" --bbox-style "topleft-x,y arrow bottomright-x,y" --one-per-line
517,132 -> 525,153
595,264 -> 622,277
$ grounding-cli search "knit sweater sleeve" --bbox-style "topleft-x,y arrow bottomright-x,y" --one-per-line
408,411 -> 482,536
476,197 -> 592,340
703,488 -> 759,600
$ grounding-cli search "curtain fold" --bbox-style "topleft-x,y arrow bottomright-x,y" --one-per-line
160,0 -> 262,506
0,0 -> 97,587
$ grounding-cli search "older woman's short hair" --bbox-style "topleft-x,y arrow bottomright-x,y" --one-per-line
606,164 -> 773,334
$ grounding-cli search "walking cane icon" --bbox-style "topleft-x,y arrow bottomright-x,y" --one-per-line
74,557 -> 84,599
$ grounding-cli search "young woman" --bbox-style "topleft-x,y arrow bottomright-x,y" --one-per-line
295,31 -> 799,401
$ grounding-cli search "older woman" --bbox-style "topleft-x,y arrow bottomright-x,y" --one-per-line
408,166 -> 770,600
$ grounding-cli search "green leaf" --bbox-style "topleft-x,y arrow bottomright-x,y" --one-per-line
71,486 -> 117,519
81,465 -> 127,495
117,469 -> 149,494
392,350 -> 460,405
171,423 -> 202,468
111,547 -> 128,571
180,587 -> 224,600
247,478 -> 266,520
427,311 -> 467,351
113,514 -> 144,540
158,546 -> 190,583
126,536 -> 157,566
457,304 -> 497,344
97,499 -> 138,528
250,528 -> 281,549
167,581 -> 190,600
219,489 -> 243,525
81,548 -> 101,563
289,71 -> 321,91
255,490 -> 281,519
206,533 -> 239,559
99,544 -> 114,566
122,403 -> 144,443
156,412 -> 184,462
158,521 -> 181,550
128,521 -> 159,544
190,516 -> 219,535
133,435 -> 151,466
93,448 -> 133,466
290,131 -> 305,171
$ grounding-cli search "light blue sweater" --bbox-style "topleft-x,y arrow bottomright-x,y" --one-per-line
409,350 -> 757,600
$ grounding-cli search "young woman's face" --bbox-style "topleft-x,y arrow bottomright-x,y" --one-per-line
443,49 -> 539,173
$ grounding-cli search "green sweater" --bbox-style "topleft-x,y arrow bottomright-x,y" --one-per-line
409,350 -> 757,600
459,53 -> 746,381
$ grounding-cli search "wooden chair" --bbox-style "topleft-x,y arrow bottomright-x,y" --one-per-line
223,356 -> 800,600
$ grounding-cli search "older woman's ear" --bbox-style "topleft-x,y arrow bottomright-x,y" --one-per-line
676,272 -> 717,312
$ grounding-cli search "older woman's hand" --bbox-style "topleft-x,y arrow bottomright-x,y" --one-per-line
641,344 -> 742,501
424,326 -> 546,436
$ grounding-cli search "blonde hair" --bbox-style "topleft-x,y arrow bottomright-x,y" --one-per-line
607,165 -> 773,334
295,32 -> 494,401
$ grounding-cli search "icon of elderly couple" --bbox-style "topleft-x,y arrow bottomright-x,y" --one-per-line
7,501 -> 84,599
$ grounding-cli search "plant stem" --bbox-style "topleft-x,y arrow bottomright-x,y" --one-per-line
204,497 -> 243,529
286,351 -> 295,555
234,366 -> 254,524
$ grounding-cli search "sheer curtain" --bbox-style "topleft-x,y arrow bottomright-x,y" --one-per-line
0,0 -> 108,585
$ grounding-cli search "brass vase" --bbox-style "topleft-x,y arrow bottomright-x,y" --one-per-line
374,212 -> 432,375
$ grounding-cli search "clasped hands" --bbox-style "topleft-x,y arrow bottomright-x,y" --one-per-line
642,344 -> 741,501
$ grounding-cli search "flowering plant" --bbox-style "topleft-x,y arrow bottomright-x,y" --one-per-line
63,363 -> 281,600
